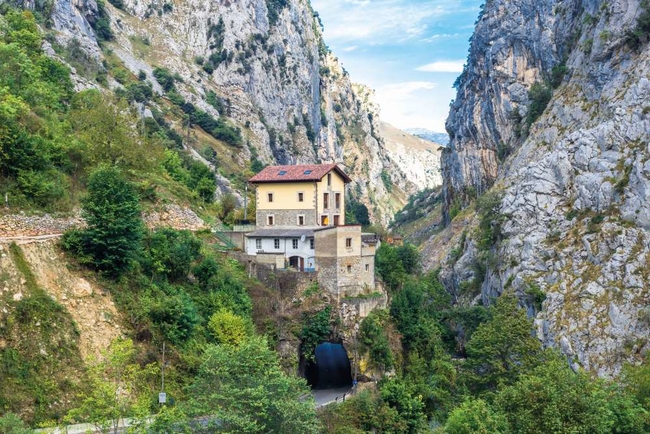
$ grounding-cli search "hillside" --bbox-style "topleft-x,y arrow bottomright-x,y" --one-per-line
380,122 -> 443,192
420,0 -> 650,377
0,0 -> 423,225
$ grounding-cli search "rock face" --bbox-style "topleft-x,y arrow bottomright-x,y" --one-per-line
15,0 -> 429,225
434,0 -> 650,376
380,122 -> 443,192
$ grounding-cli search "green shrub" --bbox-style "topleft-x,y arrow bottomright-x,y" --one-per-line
147,289 -> 199,344
626,0 -> 650,50
359,310 -> 394,370
141,228 -> 202,281
526,82 -> 552,129
64,166 -> 144,276
208,309 -> 253,346
300,307 -> 331,362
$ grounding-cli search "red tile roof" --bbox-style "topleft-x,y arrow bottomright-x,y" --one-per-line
249,163 -> 352,183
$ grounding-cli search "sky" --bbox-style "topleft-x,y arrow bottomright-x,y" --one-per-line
310,0 -> 483,133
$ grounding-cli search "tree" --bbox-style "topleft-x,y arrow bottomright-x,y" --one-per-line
65,339 -> 157,434
463,294 -> 543,392
141,229 -> 202,282
396,244 -> 420,275
359,310 -> 394,371
380,379 -> 427,434
494,353 -> 649,434
623,358 -> 650,410
375,244 -> 406,292
63,166 -> 144,276
69,90 -> 162,171
185,336 -> 320,433
147,288 -> 199,344
445,399 -> 509,434
208,309 -> 253,347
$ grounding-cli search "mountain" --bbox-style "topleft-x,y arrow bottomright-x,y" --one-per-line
380,122 -> 443,192
423,0 -> 650,376
403,128 -> 449,146
8,0 -> 418,225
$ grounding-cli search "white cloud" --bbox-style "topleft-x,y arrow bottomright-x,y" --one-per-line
416,60 -> 465,73
378,81 -> 437,100
373,81 -> 449,132
311,0 -> 453,44
420,32 -> 460,43
342,45 -> 359,52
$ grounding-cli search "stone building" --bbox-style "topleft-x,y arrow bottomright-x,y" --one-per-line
243,164 -> 377,299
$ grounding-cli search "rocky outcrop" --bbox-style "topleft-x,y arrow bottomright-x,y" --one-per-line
443,0 -> 574,211
431,0 -> 650,376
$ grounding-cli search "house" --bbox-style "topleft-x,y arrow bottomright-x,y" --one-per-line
244,163 -> 377,298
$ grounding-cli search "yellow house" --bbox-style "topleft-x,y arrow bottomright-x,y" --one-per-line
244,164 -> 376,298
249,163 -> 352,228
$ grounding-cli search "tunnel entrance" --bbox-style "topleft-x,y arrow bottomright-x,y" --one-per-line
305,342 -> 353,390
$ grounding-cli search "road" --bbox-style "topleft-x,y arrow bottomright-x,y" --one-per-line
313,386 -> 353,408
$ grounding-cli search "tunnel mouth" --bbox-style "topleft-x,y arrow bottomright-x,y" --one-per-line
305,342 -> 353,390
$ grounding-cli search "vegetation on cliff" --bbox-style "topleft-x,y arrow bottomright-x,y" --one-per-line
322,244 -> 650,433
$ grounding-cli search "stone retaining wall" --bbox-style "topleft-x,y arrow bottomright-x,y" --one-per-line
0,204 -> 208,237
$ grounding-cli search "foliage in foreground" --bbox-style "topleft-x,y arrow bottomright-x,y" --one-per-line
185,336 -> 320,433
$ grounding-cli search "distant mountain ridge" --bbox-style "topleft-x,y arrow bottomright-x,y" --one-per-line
403,128 -> 449,146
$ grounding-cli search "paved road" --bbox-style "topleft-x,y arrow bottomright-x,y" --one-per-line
313,386 -> 353,407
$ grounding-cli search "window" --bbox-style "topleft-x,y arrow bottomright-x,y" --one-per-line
297,215 -> 305,226
256,239 -> 262,250
278,170 -> 287,175
274,239 -> 280,249
298,192 -> 304,202
346,264 -> 352,273
310,239 -> 314,249
365,264 -> 369,272
327,173 -> 331,186
267,215 -> 275,226
345,237 -> 352,248
335,193 -> 341,209
333,215 -> 340,226
292,239 -> 299,249
304,170 -> 312,175
321,215 -> 329,226
268,193 -> 273,203
323,192 -> 329,208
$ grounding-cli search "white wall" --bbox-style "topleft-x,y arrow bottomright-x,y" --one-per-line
246,237 -> 316,270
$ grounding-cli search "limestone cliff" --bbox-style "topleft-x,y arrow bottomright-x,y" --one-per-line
432,0 -> 650,376
8,0 -> 432,225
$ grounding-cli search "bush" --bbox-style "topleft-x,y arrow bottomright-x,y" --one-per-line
147,289 -> 199,344
91,0 -> 113,41
153,66 -> 177,92
300,307 -> 331,362
141,229 -> 202,281
626,0 -> 650,50
445,399 -> 509,434
208,309 -> 252,347
359,310 -> 394,370
526,82 -> 552,129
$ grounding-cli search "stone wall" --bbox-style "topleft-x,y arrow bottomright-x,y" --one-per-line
256,208 -> 318,228
0,211 -> 85,237
142,204 -> 209,231
0,204 -> 208,238
336,256 -> 374,298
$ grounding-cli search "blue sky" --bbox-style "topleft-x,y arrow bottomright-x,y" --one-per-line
310,0 -> 483,132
